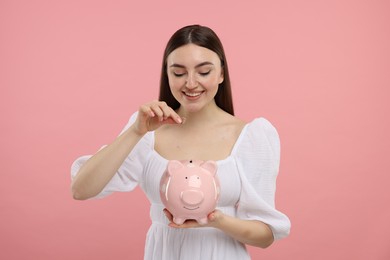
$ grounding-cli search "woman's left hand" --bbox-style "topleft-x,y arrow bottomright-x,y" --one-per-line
163,208 -> 274,248
163,208 -> 223,229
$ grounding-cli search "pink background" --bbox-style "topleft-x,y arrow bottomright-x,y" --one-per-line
1,0 -> 389,259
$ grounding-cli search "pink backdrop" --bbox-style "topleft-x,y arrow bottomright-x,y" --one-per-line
1,0 -> 389,259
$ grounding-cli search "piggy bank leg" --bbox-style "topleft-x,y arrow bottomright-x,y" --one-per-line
173,217 -> 185,225
197,217 -> 208,225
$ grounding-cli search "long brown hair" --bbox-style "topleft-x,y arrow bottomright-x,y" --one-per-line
159,25 -> 234,115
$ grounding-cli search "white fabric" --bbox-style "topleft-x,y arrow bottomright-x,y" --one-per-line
71,112 -> 291,260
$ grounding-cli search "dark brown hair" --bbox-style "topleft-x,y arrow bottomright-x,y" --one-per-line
159,25 -> 234,115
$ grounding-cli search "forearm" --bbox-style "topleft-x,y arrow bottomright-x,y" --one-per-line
71,125 -> 144,200
210,213 -> 274,248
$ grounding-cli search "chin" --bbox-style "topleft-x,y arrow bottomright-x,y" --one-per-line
182,104 -> 203,113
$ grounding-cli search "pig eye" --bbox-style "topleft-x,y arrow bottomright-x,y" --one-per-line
185,177 -> 188,179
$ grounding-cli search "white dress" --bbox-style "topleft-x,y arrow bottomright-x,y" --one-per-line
71,112 -> 291,260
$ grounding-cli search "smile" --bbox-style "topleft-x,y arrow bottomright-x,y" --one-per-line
183,206 -> 200,210
183,91 -> 203,97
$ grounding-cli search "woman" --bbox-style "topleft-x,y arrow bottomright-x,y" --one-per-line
71,24 -> 290,260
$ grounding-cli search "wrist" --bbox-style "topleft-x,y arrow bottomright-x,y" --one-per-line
127,124 -> 147,137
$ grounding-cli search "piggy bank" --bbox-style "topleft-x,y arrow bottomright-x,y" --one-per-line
160,160 -> 220,225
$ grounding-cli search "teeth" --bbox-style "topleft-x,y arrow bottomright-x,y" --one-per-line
185,92 -> 201,97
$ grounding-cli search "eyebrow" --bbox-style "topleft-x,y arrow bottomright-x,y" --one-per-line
169,61 -> 214,69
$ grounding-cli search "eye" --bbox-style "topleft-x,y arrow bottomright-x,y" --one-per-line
173,72 -> 185,77
185,177 -> 188,179
199,71 -> 211,76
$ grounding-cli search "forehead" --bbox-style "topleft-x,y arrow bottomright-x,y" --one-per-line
167,44 -> 221,67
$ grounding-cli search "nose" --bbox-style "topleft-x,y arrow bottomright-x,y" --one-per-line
181,190 -> 204,206
185,73 -> 197,89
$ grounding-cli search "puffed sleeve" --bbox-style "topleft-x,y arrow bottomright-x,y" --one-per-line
235,118 -> 291,240
70,112 -> 152,199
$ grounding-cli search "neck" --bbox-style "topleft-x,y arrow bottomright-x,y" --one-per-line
177,101 -> 222,127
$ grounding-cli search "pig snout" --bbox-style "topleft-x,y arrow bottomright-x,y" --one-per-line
181,190 -> 204,206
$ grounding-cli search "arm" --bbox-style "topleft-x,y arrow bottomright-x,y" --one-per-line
209,210 -> 274,248
71,125 -> 145,200
163,209 -> 274,248
71,101 -> 183,200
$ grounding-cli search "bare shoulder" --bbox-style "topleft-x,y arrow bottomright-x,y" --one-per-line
218,112 -> 247,133
209,112 -> 247,147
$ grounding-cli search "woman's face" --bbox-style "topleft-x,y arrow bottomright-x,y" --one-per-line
166,44 -> 224,113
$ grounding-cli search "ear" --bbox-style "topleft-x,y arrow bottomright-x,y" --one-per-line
218,67 -> 224,84
200,160 -> 217,176
167,160 -> 184,176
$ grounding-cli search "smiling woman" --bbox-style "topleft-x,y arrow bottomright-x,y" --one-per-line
159,25 -> 234,115
71,24 -> 290,260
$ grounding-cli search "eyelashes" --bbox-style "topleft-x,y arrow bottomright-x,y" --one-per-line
173,71 -> 211,77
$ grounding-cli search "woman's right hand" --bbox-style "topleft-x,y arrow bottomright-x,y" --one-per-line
132,100 -> 183,135
71,101 -> 182,200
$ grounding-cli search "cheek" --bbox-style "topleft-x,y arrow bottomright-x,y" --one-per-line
199,76 -> 221,88
203,69 -> 223,86
168,77 -> 184,90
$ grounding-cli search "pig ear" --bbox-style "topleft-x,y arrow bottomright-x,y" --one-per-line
200,161 -> 217,176
167,160 -> 184,175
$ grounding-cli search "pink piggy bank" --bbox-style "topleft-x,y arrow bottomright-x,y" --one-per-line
160,160 -> 220,225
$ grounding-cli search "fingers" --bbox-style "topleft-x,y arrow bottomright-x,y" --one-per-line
163,209 -> 200,228
207,210 -> 223,228
163,208 -> 173,222
169,220 -> 200,229
140,101 -> 182,124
